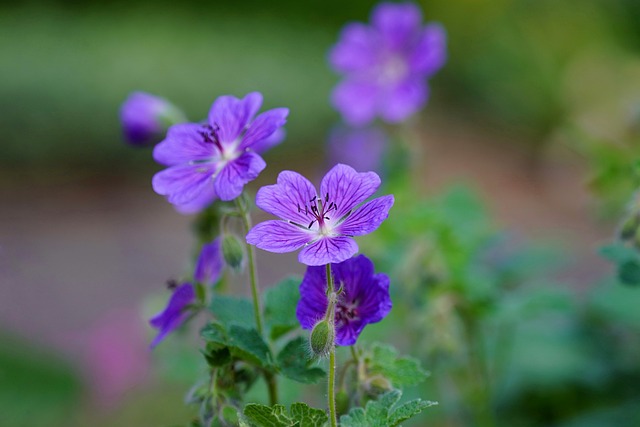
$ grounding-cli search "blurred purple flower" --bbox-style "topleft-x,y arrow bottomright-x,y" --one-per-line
149,282 -> 196,348
194,237 -> 224,285
120,92 -> 186,146
297,255 -> 392,345
152,92 -> 288,209
329,2 -> 446,126
328,126 -> 387,173
246,164 -> 394,266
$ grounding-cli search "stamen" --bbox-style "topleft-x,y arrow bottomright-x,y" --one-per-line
308,220 -> 316,229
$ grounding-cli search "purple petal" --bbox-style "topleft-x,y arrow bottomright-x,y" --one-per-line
371,2 -> 422,49
331,80 -> 379,126
120,92 -> 174,146
378,78 -> 428,123
173,186 -> 218,215
194,238 -> 224,285
410,23 -> 447,76
337,195 -> 394,236
356,273 -> 392,324
252,128 -> 286,154
320,164 -> 381,221
208,92 -> 263,143
246,220 -> 314,253
149,283 -> 196,348
328,126 -> 387,173
298,237 -> 358,266
255,170 -> 318,224
329,23 -> 380,73
296,265 -> 329,330
214,151 -> 266,201
153,123 -> 217,166
152,163 -> 217,205
240,108 -> 289,150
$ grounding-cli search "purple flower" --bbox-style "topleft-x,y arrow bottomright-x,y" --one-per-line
120,92 -> 186,146
246,163 -> 394,266
194,237 -> 225,285
296,255 -> 392,346
329,2 -> 446,126
149,283 -> 196,348
152,92 -> 288,208
328,126 -> 387,173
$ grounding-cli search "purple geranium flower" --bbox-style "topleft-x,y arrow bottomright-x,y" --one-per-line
329,2 -> 446,125
152,92 -> 288,208
296,255 -> 392,346
120,92 -> 186,146
328,126 -> 387,173
194,237 -> 225,285
149,282 -> 196,348
246,163 -> 394,266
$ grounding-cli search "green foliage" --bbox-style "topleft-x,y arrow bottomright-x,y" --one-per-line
365,343 -> 429,388
600,242 -> 640,286
201,322 -> 272,368
340,389 -> 437,427
264,276 -> 302,340
276,337 -> 325,384
242,402 -> 328,427
210,295 -> 257,329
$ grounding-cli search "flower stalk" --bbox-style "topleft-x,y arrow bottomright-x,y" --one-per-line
326,263 -> 338,427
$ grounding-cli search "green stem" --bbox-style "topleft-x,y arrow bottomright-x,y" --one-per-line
326,263 -> 338,427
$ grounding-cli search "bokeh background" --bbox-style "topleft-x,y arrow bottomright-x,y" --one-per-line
2,0 -> 640,426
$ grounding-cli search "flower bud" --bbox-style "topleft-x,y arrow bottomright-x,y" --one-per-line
222,234 -> 246,271
309,319 -> 335,358
120,92 -> 186,146
365,374 -> 392,395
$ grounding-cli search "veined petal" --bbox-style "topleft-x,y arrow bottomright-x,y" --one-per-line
337,195 -> 394,236
152,163 -> 216,205
331,79 -> 379,126
320,164 -> 381,221
336,320 -> 366,346
246,220 -> 314,253
410,23 -> 447,76
214,151 -> 266,201
153,123 -> 217,166
371,2 -> 422,49
298,236 -> 358,266
255,170 -> 318,224
329,23 -> 380,73
378,78 -> 428,123
240,108 -> 289,150
208,92 -> 263,143
355,273 -> 392,324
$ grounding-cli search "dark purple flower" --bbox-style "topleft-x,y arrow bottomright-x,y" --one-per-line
149,282 -> 196,348
296,255 -> 392,346
152,92 -> 288,208
194,238 -> 224,285
120,92 -> 186,146
246,163 -> 394,266
329,2 -> 446,126
328,126 -> 387,173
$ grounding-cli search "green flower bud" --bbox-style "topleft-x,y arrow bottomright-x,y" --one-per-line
366,374 -> 393,395
309,319 -> 335,358
222,234 -> 245,271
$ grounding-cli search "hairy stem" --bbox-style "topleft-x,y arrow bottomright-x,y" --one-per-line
326,263 -> 338,427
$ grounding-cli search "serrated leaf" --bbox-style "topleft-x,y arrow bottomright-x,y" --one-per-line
210,295 -> 256,329
243,402 -> 327,427
340,389 -> 436,427
264,276 -> 302,340
368,343 -> 429,387
277,337 -> 325,384
228,325 -> 272,367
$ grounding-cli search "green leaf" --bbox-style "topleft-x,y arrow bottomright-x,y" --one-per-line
276,337 -> 325,384
200,323 -> 272,367
367,343 -> 429,388
210,295 -> 256,329
243,402 -> 327,427
264,276 -> 302,340
600,243 -> 639,264
340,389 -> 436,427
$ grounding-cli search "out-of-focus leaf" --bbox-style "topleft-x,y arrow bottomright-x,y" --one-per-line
276,337 -> 325,384
340,389 -> 437,427
366,343 -> 429,388
242,402 -> 327,427
210,295 -> 256,329
264,276 -> 301,340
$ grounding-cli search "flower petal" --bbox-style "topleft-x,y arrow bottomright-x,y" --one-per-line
153,123 -> 217,166
208,92 -> 263,143
331,80 -> 379,126
255,170 -> 318,224
246,220 -> 314,253
251,128 -> 286,154
320,164 -> 381,221
337,195 -> 394,236
173,186 -> 217,215
410,23 -> 447,76
152,163 -> 217,205
298,237 -> 358,266
194,238 -> 224,285
240,108 -> 289,150
378,78 -> 428,123
296,265 -> 329,330
149,283 -> 195,348
371,2 -> 422,49
214,151 -> 266,201
355,273 -> 392,324
329,23 -> 380,73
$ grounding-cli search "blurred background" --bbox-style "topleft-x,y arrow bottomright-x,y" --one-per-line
1,0 -> 640,425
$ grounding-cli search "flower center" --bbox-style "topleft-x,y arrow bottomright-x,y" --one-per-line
297,193 -> 338,233
198,123 -> 240,164
335,298 -> 359,327
379,55 -> 408,85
